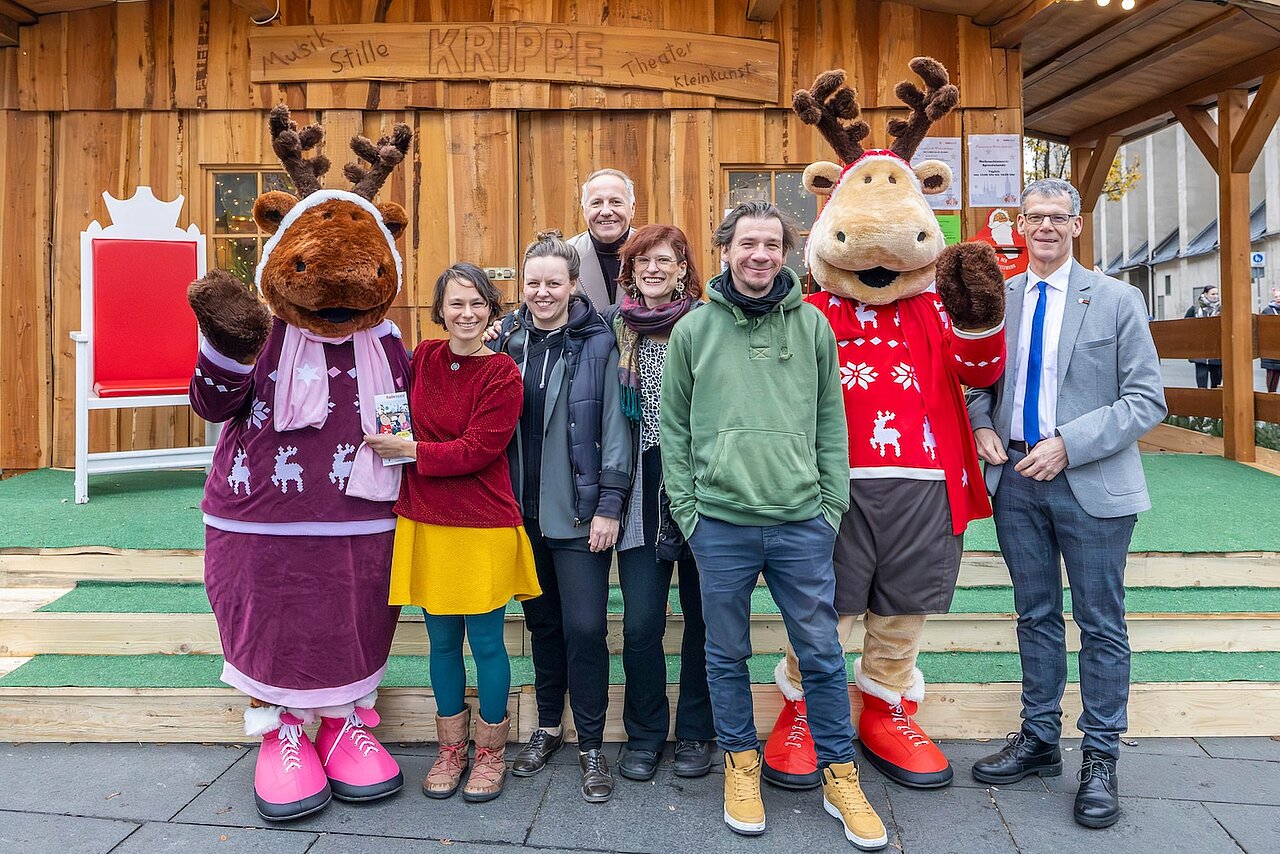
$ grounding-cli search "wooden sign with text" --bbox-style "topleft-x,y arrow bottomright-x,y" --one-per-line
249,23 -> 779,102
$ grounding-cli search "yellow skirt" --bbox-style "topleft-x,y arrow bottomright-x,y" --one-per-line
389,518 -> 541,614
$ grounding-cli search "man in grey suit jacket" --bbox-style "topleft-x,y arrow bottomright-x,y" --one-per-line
965,178 -> 1166,830
568,168 -> 636,310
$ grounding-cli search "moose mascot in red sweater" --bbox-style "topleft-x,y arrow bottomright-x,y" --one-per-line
763,59 -> 1007,793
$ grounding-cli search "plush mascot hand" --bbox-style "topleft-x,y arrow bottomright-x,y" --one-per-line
188,269 -> 272,365
934,241 -> 1006,333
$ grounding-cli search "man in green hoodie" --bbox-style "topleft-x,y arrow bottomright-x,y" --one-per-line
660,201 -> 887,850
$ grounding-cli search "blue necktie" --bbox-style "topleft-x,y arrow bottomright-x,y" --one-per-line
1023,281 -> 1048,446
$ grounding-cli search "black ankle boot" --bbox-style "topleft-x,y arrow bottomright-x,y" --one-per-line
1074,751 -> 1120,829
971,731 -> 1063,785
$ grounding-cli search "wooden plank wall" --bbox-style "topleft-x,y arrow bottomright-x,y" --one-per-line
0,0 -> 1021,469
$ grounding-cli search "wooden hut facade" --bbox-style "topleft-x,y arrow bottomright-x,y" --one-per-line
0,0 -> 1022,473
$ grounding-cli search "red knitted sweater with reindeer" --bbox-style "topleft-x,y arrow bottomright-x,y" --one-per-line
808,289 -> 1003,486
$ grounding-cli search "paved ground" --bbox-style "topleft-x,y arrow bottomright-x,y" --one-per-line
2,737 -> 1278,853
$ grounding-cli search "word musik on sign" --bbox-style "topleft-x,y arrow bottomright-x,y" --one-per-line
249,23 -> 779,102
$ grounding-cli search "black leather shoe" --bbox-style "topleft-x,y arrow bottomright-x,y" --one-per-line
510,729 -> 563,777
579,749 -> 615,803
1074,751 -> 1120,829
971,731 -> 1063,785
618,747 -> 660,781
673,739 -> 715,778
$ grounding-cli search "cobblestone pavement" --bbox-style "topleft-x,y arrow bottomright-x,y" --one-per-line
3,737 -> 1278,853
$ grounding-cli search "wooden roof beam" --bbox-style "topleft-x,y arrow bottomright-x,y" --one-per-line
0,14 -> 16,48
991,0 -> 1056,49
745,0 -> 783,22
1233,70 -> 1280,173
1023,0 -> 1184,88
1173,105 -> 1219,169
229,0 -> 277,20
973,0 -> 1036,28
1068,44 -> 1280,144
1077,135 -> 1123,212
1025,9 -> 1247,126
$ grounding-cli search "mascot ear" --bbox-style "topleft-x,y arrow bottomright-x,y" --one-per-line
803,161 -> 844,197
912,159 -> 952,195
378,202 -> 409,240
253,191 -> 298,235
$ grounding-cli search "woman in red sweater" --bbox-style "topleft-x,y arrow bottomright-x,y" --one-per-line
365,263 -> 539,803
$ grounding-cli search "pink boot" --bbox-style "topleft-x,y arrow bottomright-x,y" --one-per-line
254,712 -> 332,821
315,706 -> 404,802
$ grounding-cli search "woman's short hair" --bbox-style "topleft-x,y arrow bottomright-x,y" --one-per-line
523,229 -> 581,281
617,224 -> 703,301
430,262 -> 503,327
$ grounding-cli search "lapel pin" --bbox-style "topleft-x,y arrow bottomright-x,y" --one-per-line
1078,297 -> 1090,305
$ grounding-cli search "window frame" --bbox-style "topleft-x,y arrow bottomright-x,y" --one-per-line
206,167 -> 294,285
722,166 -> 816,278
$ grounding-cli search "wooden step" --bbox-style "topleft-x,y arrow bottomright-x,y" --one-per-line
2,681 -> 1275,743
4,607 -> 1277,657
4,550 -> 1279,588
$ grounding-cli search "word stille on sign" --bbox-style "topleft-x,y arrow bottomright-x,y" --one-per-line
249,23 -> 780,103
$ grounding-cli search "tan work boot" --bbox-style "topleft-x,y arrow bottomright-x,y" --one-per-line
463,714 -> 510,802
423,707 -> 470,799
822,761 -> 888,850
723,749 -> 767,835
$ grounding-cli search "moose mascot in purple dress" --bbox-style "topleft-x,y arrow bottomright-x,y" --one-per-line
188,106 -> 412,821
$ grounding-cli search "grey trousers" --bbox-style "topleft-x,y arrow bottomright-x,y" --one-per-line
993,450 -> 1137,758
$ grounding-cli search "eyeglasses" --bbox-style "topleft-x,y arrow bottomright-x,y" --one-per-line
631,255 -> 681,269
1022,213 -> 1076,225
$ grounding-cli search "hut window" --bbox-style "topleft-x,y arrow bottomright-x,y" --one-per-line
210,170 -> 294,284
725,169 -> 816,276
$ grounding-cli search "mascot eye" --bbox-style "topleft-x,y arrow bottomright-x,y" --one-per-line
917,231 -> 926,242
295,259 -> 306,272
888,175 -> 897,184
836,231 -> 846,243
378,264 -> 386,277
863,176 -> 872,184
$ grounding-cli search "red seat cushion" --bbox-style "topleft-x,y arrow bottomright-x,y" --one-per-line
94,378 -> 192,398
92,238 -> 200,399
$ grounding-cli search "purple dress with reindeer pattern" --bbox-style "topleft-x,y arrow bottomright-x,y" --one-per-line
190,317 -> 410,708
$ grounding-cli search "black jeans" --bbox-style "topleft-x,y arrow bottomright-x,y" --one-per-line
1194,362 -> 1222,389
521,516 -> 611,751
617,449 -> 715,750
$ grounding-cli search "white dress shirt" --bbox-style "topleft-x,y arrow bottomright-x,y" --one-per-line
1010,256 -> 1072,442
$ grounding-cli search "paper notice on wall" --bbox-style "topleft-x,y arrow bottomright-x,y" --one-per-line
967,134 -> 1022,207
936,213 -> 962,245
913,137 -> 962,211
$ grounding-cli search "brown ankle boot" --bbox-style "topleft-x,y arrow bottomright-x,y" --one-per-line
423,707 -> 470,799
463,714 -> 510,802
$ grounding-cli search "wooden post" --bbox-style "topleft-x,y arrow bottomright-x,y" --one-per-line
1071,145 -> 1095,267
1217,88 -> 1254,462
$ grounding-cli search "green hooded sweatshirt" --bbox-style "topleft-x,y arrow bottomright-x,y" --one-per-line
659,267 -> 850,537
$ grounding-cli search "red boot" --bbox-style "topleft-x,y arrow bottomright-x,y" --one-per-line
762,661 -> 820,789
855,668 -> 952,789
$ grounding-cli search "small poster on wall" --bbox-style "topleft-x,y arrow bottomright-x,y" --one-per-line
936,213 -> 962,245
973,209 -> 1028,278
968,134 -> 1022,207
913,137 -> 962,211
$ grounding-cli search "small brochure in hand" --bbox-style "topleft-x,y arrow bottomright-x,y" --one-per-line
373,391 -> 414,466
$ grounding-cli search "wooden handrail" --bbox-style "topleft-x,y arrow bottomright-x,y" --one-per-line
1149,316 -> 1223,360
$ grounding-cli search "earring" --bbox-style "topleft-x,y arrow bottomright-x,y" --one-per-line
675,278 -> 687,298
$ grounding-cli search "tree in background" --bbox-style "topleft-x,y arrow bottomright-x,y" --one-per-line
1023,138 -> 1140,201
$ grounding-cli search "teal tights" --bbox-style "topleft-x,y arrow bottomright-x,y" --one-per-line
424,605 -> 510,725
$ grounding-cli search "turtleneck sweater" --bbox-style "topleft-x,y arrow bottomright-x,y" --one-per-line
590,232 -> 627,305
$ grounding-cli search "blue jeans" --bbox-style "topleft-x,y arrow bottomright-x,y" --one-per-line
688,514 -> 856,765
994,450 -> 1137,758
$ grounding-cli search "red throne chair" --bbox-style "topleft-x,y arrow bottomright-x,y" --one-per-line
70,187 -> 217,504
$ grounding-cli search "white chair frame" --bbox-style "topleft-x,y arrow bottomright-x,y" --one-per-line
71,187 -> 219,504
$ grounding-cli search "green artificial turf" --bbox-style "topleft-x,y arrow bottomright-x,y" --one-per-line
2,651 -> 1276,689
38,581 -> 1280,616
2,453 -> 1279,552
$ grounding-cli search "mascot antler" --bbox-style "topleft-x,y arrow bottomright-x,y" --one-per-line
887,57 -> 959,162
792,69 -> 869,166
268,105 -> 330,198
344,124 -> 413,201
